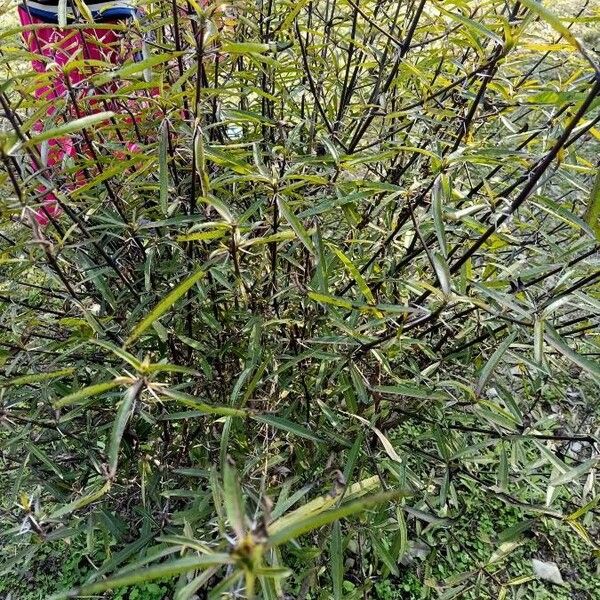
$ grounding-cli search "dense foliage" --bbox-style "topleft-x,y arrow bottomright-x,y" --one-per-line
1,0 -> 599,598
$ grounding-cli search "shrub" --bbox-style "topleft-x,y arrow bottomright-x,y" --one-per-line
0,1 -> 598,598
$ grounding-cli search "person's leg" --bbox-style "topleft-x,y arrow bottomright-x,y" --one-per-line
18,7 -> 126,225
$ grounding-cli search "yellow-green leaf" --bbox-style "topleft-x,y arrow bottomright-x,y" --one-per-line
1,368 -> 75,388
54,378 -> 132,409
330,245 -> 376,305
277,196 -> 315,255
126,269 -> 205,345
583,168 -> 600,239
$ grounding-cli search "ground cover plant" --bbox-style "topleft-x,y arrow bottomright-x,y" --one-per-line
0,0 -> 599,598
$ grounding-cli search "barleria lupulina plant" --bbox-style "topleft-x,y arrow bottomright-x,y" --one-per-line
1,0 -> 599,598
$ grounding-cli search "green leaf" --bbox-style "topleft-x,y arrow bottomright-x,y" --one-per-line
268,489 -> 407,546
432,174 -> 449,257
91,340 -> 142,371
201,195 -> 235,224
549,458 -> 599,487
159,120 -> 169,215
72,0 -> 93,22
488,540 -> 525,565
432,251 -> 451,295
330,245 -> 376,304
54,379 -> 132,409
220,42 -> 271,54
174,568 -> 219,600
23,112 -> 114,147
26,441 -> 65,480
331,521 -> 343,600
372,384 -> 448,401
277,0 -> 311,32
534,317 -> 545,366
277,196 -> 316,255
108,381 -> 142,477
48,481 -> 111,521
396,507 -> 408,557
476,332 -> 518,396
254,566 -> 292,578
308,291 -> 353,310
158,388 -> 247,418
114,52 -> 184,80
223,459 -> 246,539
339,408 -> 403,464
252,414 -> 320,442
371,533 -> 399,576
126,268 -> 205,345
544,325 -> 600,380
1,368 -> 75,388
583,168 -> 600,239
438,5 -> 503,45
143,363 -> 200,375
49,555 -> 233,599
176,229 -> 228,243
518,0 -> 583,52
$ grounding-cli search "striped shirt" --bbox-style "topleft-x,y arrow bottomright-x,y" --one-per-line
21,0 -> 137,23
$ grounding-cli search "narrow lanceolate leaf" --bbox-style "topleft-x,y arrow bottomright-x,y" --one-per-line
583,168 -> 600,239
437,5 -> 503,44
48,481 -> 111,520
330,245 -> 376,304
518,0 -> 584,53
271,476 -> 381,535
252,414 -> 321,442
126,268 -> 205,345
373,383 -> 448,401
567,497 -> 600,521
54,378 -> 133,409
108,380 -> 143,477
159,120 -> 169,215
176,229 -> 228,243
223,459 -> 246,539
254,566 -> 292,579
143,363 -> 200,375
116,52 -> 185,79
1,368 -> 75,388
174,568 -> 219,600
49,555 -> 233,599
534,317 -> 545,366
202,195 -> 234,224
544,325 -> 600,380
91,340 -> 142,371
371,533 -> 399,576
72,0 -> 93,21
432,174 -> 448,257
268,490 -> 408,546
195,128 -> 211,199
396,507 -> 408,557
308,291 -> 353,310
278,0 -> 311,31
549,458 -> 599,487
158,388 -> 247,417
57,0 -> 68,28
476,332 -> 518,396
340,410 -> 403,464
22,112 -> 114,147
26,442 -> 65,479
431,251 -> 451,295
276,196 -> 315,255
331,521 -> 344,600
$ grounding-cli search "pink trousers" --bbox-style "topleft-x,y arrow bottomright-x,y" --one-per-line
19,7 -> 135,225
